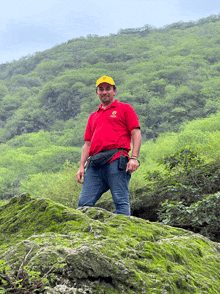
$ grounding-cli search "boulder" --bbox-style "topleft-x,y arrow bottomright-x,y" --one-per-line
0,193 -> 220,293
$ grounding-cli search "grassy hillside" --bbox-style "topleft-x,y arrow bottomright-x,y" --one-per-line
0,15 -> 220,143
1,15 -> 220,221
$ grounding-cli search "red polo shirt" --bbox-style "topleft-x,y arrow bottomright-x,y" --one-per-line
84,99 -> 140,162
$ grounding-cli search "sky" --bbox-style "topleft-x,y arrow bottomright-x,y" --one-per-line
0,0 -> 220,64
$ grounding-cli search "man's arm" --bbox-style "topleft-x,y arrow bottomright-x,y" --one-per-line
76,141 -> 91,184
126,128 -> 141,173
130,128 -> 141,158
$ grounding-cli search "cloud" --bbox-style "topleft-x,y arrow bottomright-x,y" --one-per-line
0,21 -> 61,51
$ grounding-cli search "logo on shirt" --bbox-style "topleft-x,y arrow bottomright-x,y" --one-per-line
109,111 -> 117,118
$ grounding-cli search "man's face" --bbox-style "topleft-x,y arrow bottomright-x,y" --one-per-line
96,83 -> 117,105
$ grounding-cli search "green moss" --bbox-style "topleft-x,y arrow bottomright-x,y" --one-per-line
0,194 -> 220,293
0,193 -> 87,249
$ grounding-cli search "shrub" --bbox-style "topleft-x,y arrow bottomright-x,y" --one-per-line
140,147 -> 220,241
159,193 -> 220,241
0,258 -> 48,293
20,161 -> 81,208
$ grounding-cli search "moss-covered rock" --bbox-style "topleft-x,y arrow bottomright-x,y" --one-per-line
0,193 -> 220,293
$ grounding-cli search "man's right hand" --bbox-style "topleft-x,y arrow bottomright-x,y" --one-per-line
77,141 -> 90,184
76,166 -> 85,184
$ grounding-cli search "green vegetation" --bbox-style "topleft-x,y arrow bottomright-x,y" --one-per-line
128,112 -> 220,242
1,15 -> 220,142
141,146 -> 220,241
0,15 -> 220,248
0,259 -> 48,293
0,15 -> 219,198
0,194 -> 220,293
0,131 -> 81,199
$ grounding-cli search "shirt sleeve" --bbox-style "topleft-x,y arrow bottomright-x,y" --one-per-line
124,104 -> 140,132
84,115 -> 92,141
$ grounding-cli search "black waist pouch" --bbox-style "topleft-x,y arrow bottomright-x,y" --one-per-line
87,149 -> 121,169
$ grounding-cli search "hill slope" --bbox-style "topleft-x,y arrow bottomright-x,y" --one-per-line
0,15 -> 220,143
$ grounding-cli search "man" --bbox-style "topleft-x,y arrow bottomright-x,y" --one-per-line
76,75 -> 141,216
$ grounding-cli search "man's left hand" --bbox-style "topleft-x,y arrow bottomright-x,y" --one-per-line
126,159 -> 139,174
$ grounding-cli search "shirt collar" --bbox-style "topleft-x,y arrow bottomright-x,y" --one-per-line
97,99 -> 118,112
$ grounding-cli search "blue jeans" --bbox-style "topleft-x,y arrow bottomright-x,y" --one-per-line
78,158 -> 131,216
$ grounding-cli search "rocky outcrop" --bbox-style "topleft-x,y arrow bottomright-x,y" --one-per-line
0,193 -> 220,293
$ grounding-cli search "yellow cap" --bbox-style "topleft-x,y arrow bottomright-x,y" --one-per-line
96,76 -> 115,87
